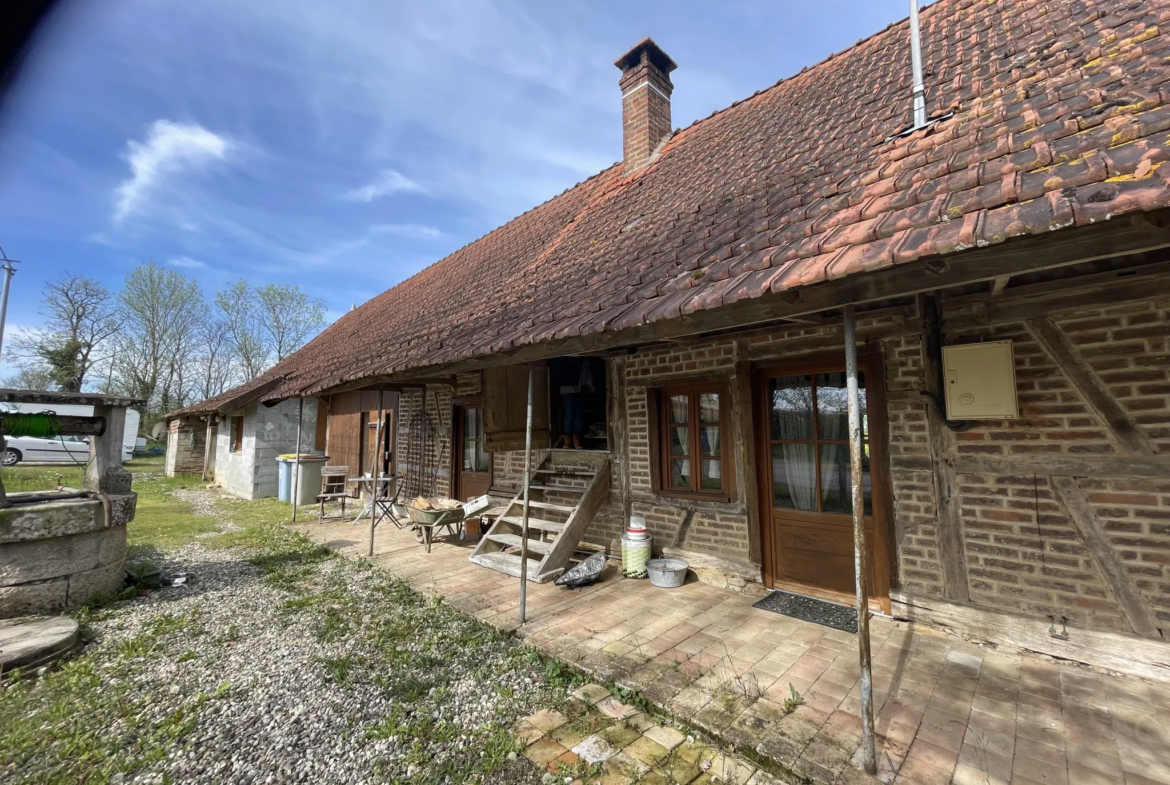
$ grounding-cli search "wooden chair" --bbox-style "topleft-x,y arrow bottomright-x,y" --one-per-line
317,465 -> 349,520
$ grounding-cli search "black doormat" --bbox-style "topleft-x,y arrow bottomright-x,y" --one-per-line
752,589 -> 858,633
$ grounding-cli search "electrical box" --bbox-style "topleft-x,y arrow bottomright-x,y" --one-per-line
942,340 -> 1019,420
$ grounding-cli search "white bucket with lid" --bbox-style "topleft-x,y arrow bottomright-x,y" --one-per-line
626,514 -> 650,541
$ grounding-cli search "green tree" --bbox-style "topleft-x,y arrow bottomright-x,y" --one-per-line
255,283 -> 326,363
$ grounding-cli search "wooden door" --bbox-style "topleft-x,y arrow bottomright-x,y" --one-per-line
757,358 -> 891,610
454,402 -> 490,501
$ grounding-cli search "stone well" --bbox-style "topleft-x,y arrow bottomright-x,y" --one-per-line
0,492 -> 137,618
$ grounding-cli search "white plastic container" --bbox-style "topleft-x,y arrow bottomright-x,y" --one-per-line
621,534 -> 652,578
626,514 -> 650,541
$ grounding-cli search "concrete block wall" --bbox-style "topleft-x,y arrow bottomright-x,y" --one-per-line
214,398 -> 320,500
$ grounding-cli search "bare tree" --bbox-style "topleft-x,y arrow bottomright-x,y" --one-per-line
255,283 -> 326,362
191,317 -> 237,400
9,272 -> 120,391
215,280 -> 269,381
1,365 -> 56,391
110,262 -> 206,427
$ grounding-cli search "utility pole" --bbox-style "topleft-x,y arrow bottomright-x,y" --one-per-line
0,246 -> 20,364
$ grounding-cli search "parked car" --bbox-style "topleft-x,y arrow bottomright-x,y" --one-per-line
2,434 -> 133,466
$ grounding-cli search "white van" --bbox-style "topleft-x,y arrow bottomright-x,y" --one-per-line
0,404 -> 139,466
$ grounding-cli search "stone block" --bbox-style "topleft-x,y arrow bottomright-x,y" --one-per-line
0,498 -> 107,543
66,560 -> 125,609
0,528 -> 111,584
97,524 -> 127,566
0,579 -> 68,619
108,493 -> 137,526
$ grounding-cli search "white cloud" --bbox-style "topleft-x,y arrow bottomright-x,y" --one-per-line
370,223 -> 443,240
167,255 -> 206,268
341,169 -> 423,202
114,120 -> 230,221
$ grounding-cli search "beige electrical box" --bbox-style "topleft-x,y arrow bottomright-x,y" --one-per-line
942,340 -> 1018,420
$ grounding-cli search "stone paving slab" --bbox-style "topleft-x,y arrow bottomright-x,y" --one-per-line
296,520 -> 1170,785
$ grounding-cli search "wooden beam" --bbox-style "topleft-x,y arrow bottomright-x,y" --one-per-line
608,357 -> 632,525
921,295 -> 970,603
890,591 -> 1170,681
626,368 -> 735,388
1027,317 -> 1157,456
990,275 -> 1011,296
949,454 -> 1170,479
1050,475 -> 1161,639
216,376 -> 287,413
732,349 -> 763,566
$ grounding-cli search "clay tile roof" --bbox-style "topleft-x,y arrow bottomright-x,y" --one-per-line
234,0 -> 1170,404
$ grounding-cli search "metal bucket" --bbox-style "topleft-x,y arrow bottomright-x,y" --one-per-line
621,534 -> 652,578
646,558 -> 688,588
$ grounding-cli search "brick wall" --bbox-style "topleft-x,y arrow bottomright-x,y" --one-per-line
165,415 -> 205,476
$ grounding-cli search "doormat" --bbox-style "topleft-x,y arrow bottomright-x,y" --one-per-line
752,589 -> 858,633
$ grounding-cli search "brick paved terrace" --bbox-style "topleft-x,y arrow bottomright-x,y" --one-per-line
292,520 -> 1170,785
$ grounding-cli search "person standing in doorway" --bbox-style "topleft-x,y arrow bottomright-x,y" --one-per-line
560,358 -> 594,449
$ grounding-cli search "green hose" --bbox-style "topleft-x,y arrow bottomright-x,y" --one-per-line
0,412 -> 62,438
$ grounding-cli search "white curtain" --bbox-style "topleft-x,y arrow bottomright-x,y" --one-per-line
773,382 -> 816,510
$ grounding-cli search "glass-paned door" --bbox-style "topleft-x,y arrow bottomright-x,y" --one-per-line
761,364 -> 887,602
455,403 -> 490,501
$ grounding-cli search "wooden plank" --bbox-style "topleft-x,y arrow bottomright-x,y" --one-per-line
609,356 -> 632,525
524,500 -> 575,513
535,462 -> 610,581
732,352 -> 763,566
527,484 -> 586,493
486,532 -> 554,554
890,591 -> 1170,680
484,364 -> 549,452
921,295 -> 971,603
952,454 -> 1170,479
500,516 -> 565,533
1027,317 -> 1157,456
627,368 -> 734,388
990,275 -> 1011,296
1050,475 -> 1160,639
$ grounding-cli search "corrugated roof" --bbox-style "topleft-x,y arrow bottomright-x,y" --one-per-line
198,0 -> 1170,408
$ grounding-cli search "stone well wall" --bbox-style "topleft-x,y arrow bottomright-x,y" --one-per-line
0,491 -> 137,618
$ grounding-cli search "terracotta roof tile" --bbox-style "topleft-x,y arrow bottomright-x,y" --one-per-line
191,0 -> 1170,405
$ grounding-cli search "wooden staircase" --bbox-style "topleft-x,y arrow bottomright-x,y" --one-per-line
469,455 -> 610,583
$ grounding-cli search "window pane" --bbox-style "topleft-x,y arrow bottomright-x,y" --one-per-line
475,437 -> 489,473
669,394 -> 689,424
698,393 -> 720,423
670,426 -> 689,456
463,439 -> 475,472
699,425 -> 720,457
700,459 -> 722,490
816,372 -> 866,440
670,458 -> 690,489
820,443 -> 872,515
770,376 -> 814,440
771,443 -> 817,510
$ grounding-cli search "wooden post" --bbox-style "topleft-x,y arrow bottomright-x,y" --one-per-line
202,417 -> 214,482
292,398 -> 304,523
844,305 -> 877,775
519,364 -> 534,625
370,390 -> 385,557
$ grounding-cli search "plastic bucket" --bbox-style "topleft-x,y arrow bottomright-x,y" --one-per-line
646,558 -> 688,588
621,534 -> 652,578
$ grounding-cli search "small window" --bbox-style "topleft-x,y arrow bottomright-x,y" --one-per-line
657,384 -> 729,499
230,416 -> 244,452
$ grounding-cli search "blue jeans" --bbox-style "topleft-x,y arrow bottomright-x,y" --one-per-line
563,392 -> 584,436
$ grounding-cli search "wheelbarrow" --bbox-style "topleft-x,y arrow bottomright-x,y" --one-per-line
406,494 -> 491,553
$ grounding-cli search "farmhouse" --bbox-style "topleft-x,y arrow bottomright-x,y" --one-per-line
171,0 -> 1170,671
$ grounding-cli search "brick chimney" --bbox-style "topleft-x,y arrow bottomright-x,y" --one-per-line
615,38 -> 677,175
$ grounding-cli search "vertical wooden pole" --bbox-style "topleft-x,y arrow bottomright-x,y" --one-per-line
370,389 -> 385,557
844,304 -> 877,775
519,364 -> 534,625
292,398 -> 304,523
201,418 -> 214,483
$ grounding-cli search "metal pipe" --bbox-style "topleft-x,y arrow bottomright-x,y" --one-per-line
0,256 -> 16,362
519,363 -> 535,625
370,390 -> 385,557
292,398 -> 304,523
909,0 -> 927,129
844,304 -> 877,775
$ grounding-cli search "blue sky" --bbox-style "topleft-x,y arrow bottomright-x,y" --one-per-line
0,0 -> 935,364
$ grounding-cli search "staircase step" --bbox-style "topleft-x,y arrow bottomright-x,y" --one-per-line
486,532 -> 554,554
469,552 -> 558,583
528,484 -> 587,493
533,468 -> 597,477
525,500 -> 575,513
499,516 -> 565,534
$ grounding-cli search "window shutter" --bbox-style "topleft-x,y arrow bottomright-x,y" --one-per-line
483,363 -> 549,452
646,388 -> 663,494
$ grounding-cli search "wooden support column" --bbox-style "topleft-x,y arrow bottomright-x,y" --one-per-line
85,405 -> 131,493
732,343 -> 762,566
921,295 -> 971,603
202,418 -> 215,482
1051,476 -> 1161,639
1027,317 -> 1156,456
608,357 -> 632,523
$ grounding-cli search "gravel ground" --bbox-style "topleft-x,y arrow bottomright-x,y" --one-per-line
5,486 -> 564,785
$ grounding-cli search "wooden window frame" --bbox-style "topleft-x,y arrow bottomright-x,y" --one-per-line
651,383 -> 733,502
230,416 -> 244,452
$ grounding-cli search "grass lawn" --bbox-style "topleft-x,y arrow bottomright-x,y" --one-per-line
0,459 -> 578,785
